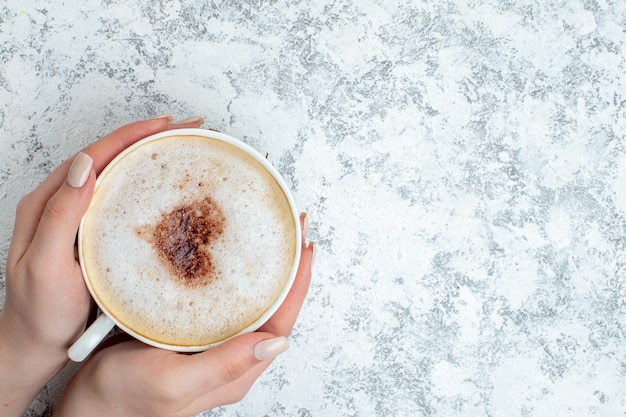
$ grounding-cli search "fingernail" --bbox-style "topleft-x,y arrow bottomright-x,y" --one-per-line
309,241 -> 316,267
300,212 -> 309,241
254,336 -> 289,361
149,114 -> 173,121
173,116 -> 204,125
67,152 -> 93,188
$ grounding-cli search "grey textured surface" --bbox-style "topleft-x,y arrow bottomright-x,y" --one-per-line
1,1 -> 626,416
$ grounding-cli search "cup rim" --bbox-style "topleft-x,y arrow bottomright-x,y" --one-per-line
77,128 -> 302,352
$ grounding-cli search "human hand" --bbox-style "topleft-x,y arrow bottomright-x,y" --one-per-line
53,214 -> 314,417
0,115 -> 205,417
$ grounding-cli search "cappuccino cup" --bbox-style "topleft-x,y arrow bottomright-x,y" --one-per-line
68,128 -> 301,362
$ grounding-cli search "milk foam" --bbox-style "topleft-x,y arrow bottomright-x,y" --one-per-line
80,135 -> 297,346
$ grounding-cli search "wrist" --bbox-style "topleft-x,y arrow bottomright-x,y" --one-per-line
0,310 -> 69,416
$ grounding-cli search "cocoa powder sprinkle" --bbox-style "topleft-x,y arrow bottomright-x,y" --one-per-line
138,197 -> 225,286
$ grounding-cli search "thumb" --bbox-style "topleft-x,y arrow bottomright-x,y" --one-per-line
181,333 -> 290,390
30,152 -> 95,259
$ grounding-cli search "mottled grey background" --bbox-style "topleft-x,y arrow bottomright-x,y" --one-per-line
1,1 -> 625,416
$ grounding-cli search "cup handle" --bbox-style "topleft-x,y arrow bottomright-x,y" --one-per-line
67,314 -> 115,362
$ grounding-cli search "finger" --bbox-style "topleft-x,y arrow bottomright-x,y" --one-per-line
175,332 -> 287,396
25,153 -> 96,266
85,117 -> 177,173
167,116 -> 205,130
84,116 -> 202,172
259,243 -> 314,336
180,360 -> 269,412
258,214 -> 315,337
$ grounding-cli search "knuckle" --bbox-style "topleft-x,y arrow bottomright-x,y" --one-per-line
16,192 -> 33,212
154,384 -> 181,403
41,194 -> 68,223
22,250 -> 56,281
152,365 -> 190,403
23,258 -> 44,279
15,191 -> 40,219
151,373 -> 183,401
218,357 -> 248,383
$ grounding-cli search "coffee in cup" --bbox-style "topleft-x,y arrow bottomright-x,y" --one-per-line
68,128 -> 301,361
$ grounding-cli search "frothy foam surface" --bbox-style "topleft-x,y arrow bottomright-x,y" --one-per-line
80,134 -> 297,347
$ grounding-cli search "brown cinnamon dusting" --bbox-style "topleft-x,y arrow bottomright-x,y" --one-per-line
136,197 -> 225,287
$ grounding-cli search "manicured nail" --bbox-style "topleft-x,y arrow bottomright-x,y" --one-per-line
309,241 -> 316,266
300,212 -> 309,241
149,114 -> 173,121
254,336 -> 289,361
67,152 -> 93,188
173,116 -> 204,125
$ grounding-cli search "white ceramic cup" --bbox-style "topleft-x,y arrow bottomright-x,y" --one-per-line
68,128 -> 301,362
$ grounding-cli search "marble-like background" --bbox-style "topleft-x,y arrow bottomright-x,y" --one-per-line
1,1 -> 626,416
